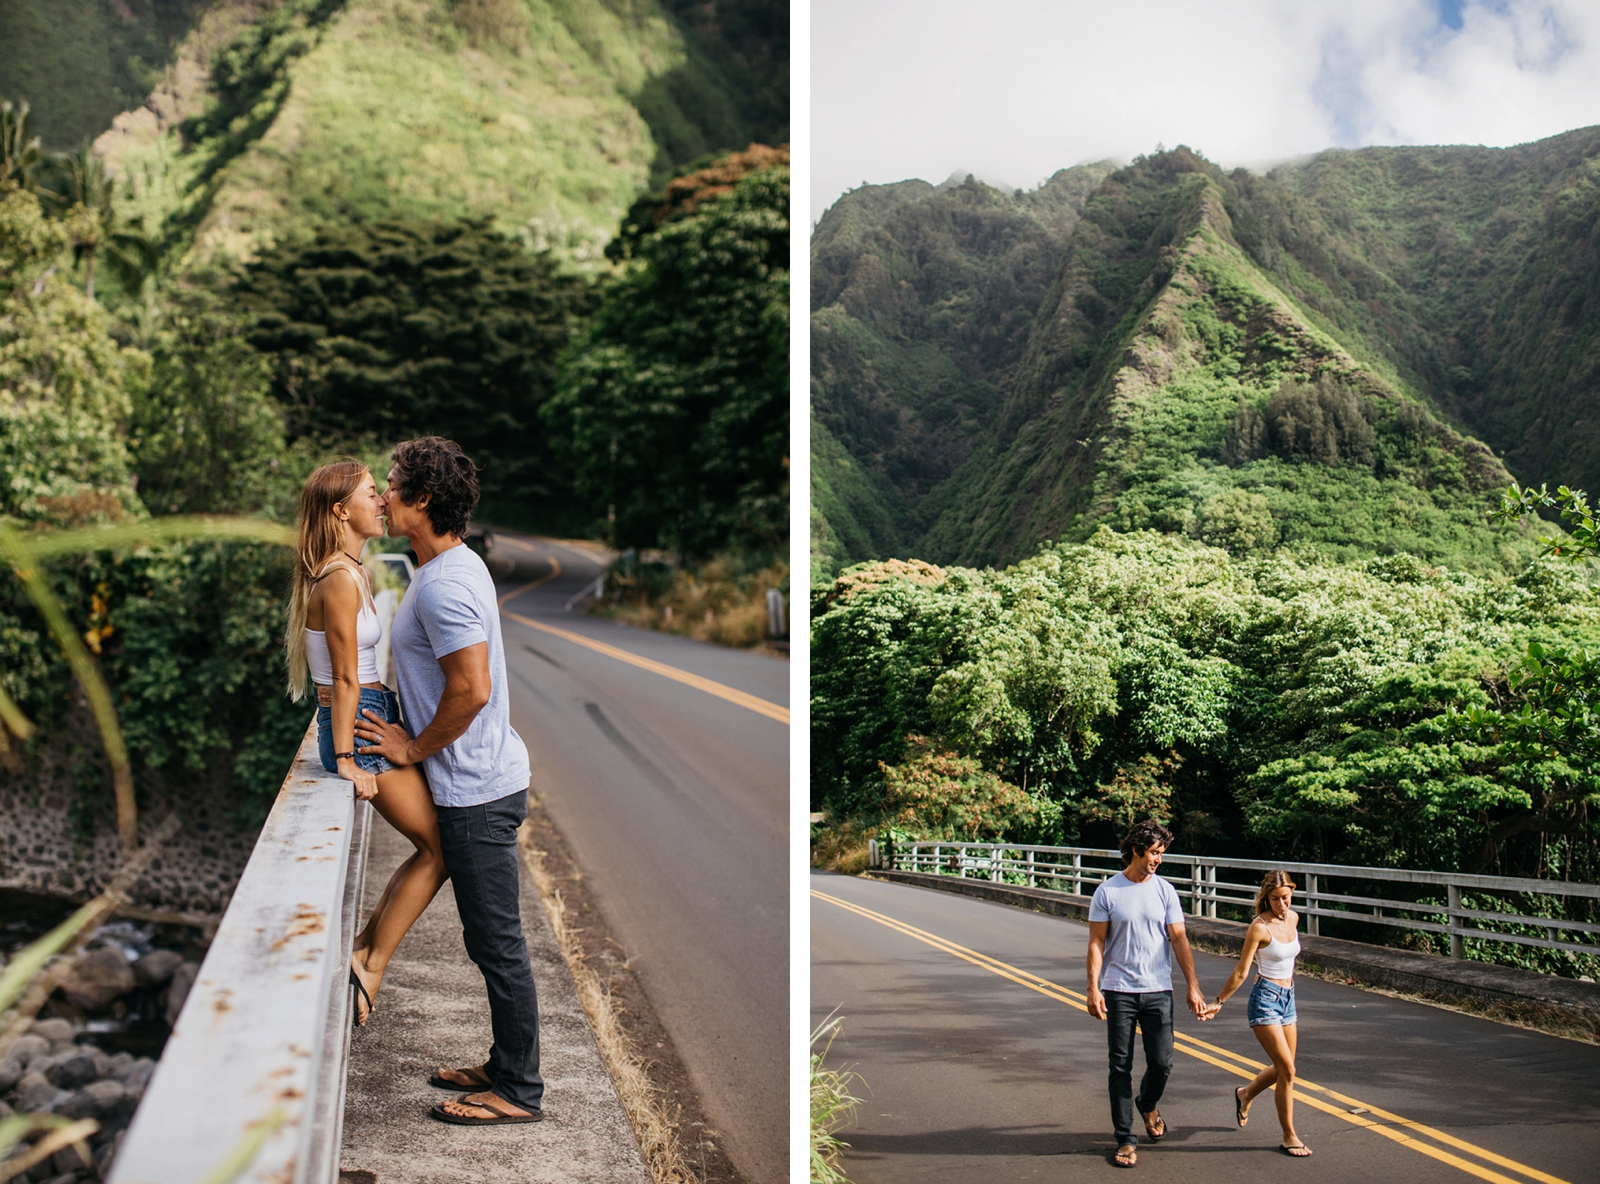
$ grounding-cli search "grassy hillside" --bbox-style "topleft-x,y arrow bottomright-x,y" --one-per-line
0,0 -> 218,146
809,164 -> 1115,565
809,139 -> 1600,576
3,0 -> 786,269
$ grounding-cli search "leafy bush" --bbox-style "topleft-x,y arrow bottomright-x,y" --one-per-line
879,736 -> 1038,842
547,162 -> 789,556
238,216 -> 596,532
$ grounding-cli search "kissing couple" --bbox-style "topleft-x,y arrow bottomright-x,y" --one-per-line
285,435 -> 543,1126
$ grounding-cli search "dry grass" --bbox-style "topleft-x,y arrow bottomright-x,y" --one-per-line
519,829 -> 699,1184
600,558 -> 788,650
810,819 -> 874,875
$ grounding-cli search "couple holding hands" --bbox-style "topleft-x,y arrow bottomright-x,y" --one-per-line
1086,820 -> 1310,1168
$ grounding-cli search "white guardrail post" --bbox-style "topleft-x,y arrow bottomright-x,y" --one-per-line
109,721 -> 369,1184
1448,883 -> 1465,959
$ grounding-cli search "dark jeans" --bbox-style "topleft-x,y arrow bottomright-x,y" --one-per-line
1105,990 -> 1173,1146
436,789 -> 543,1113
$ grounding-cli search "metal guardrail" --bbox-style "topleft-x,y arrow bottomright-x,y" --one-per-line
109,721 -> 369,1184
869,840 -> 1600,962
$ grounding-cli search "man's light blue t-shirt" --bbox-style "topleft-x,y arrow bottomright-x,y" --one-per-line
389,544 -> 530,808
1089,872 -> 1185,993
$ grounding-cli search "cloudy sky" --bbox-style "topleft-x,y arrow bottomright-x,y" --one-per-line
811,0 -> 1600,223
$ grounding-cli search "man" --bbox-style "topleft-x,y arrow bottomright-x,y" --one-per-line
1086,820 -> 1208,1168
355,435 -> 543,1126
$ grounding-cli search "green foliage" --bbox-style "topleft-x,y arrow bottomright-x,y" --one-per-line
546,164 -> 788,554
0,186 -> 145,525
811,528 -> 1600,882
1080,752 -> 1183,833
879,735 -> 1039,842
0,0 -> 213,147
237,216 -> 595,531
130,291 -> 288,516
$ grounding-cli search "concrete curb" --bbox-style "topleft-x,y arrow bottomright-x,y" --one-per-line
867,869 -> 1600,1042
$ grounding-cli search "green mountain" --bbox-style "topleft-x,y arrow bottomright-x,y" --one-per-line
813,132 -> 1600,577
2,0 -> 786,269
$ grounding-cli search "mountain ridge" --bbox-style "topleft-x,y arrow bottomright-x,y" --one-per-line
811,134 -> 1600,577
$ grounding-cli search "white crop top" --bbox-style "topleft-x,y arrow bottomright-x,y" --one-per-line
305,565 -> 382,685
1255,928 -> 1301,981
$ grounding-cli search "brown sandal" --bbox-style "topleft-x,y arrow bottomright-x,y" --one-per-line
428,1064 -> 494,1091
430,1092 -> 543,1126
1141,1108 -> 1165,1140
1114,1144 -> 1137,1167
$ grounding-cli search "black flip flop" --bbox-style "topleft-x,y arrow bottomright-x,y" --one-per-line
429,1065 -> 495,1091
1235,1086 -> 1249,1127
430,1093 -> 543,1126
348,967 -> 375,1027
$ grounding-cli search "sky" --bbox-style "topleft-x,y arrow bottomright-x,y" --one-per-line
811,0 -> 1600,224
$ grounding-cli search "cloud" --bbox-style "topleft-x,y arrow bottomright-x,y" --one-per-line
811,0 -> 1600,222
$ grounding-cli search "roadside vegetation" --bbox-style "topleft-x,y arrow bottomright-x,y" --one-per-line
2,4 -> 789,832
810,517 -> 1600,976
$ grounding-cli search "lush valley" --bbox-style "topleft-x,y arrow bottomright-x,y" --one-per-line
811,134 -> 1600,951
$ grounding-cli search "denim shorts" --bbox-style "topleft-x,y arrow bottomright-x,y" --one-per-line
1247,976 -> 1297,1027
316,687 -> 401,775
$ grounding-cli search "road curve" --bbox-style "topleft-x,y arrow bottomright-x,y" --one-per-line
812,870 -> 1600,1184
494,533 -> 789,1183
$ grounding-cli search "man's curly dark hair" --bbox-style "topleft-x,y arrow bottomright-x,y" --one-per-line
389,436 -> 480,538
1120,820 -> 1175,864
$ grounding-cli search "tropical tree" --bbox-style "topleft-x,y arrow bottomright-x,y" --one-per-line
546,159 -> 789,556
0,99 -> 41,192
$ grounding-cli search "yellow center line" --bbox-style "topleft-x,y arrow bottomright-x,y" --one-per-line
504,610 -> 789,725
496,556 -> 562,607
811,890 -> 1570,1184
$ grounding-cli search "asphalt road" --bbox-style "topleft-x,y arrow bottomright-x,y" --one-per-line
811,871 -> 1600,1184
492,533 -> 789,1184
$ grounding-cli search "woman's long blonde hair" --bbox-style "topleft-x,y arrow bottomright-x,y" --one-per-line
285,460 -> 370,701
1255,869 -> 1297,917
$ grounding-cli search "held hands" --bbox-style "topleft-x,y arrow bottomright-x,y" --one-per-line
355,708 -> 413,767
1188,989 -> 1213,1021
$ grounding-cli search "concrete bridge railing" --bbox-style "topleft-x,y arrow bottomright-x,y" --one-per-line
109,722 -> 369,1184
871,840 -> 1600,962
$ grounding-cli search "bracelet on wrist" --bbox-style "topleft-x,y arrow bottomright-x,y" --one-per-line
335,751 -> 355,761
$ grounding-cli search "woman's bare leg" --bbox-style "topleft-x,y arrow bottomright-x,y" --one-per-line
1251,1022 -> 1304,1150
350,763 -> 447,1022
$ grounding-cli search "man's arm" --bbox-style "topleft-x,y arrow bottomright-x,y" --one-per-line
1167,922 -> 1209,1019
355,642 -> 490,766
1086,920 -> 1109,1020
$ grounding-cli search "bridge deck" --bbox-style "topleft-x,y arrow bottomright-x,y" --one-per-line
340,800 -> 649,1182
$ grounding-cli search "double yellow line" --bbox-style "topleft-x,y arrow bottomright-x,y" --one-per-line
811,890 -> 1571,1184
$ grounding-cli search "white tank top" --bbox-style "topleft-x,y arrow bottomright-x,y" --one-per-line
305,565 -> 382,685
1255,927 -> 1301,981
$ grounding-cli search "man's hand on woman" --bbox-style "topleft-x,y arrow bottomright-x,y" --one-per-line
356,708 -> 414,766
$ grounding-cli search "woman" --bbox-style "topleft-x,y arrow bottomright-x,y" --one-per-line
286,459 -> 448,1025
1206,870 -> 1312,1157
